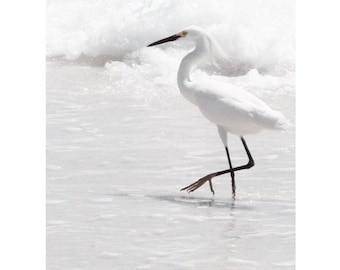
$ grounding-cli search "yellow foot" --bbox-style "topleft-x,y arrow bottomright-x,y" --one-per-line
180,174 -> 215,194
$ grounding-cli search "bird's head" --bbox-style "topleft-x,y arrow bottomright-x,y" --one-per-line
147,26 -> 208,47
147,26 -> 231,68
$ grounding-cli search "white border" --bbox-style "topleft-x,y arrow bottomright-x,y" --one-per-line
0,1 -> 45,269
297,0 -> 340,269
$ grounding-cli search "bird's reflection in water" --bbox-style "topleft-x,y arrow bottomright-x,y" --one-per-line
148,193 -> 251,211
151,194 -> 241,238
227,198 -> 237,233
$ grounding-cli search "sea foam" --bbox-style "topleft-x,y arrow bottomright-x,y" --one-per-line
47,0 -> 294,74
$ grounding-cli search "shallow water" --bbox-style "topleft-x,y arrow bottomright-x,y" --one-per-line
46,60 -> 295,269
47,1 -> 295,268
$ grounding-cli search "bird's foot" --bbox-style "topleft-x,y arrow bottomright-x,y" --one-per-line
180,174 -> 215,194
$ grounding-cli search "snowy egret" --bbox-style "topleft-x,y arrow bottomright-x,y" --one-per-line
148,26 -> 288,197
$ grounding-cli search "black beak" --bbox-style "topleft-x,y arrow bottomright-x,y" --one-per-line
147,34 -> 181,47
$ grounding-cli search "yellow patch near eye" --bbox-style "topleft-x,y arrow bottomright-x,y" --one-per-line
181,31 -> 188,37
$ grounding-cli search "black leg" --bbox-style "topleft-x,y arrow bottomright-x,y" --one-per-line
181,136 -> 254,194
225,146 -> 236,197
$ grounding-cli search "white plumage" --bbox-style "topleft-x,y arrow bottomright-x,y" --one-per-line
184,77 -> 287,136
148,25 -> 288,196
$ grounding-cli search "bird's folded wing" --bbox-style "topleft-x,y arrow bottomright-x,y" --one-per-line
191,79 -> 285,133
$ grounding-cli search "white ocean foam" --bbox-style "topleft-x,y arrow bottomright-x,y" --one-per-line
47,0 -> 294,74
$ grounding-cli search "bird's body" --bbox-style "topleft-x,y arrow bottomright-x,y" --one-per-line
180,76 -> 287,136
148,26 -> 288,196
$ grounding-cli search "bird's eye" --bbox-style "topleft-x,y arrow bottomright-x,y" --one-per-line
182,31 -> 188,37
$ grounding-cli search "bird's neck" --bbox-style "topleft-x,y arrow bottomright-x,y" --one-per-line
177,40 -> 208,84
177,52 -> 195,84
177,41 -> 208,104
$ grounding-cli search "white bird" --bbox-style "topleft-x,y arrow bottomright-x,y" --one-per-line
148,26 -> 288,197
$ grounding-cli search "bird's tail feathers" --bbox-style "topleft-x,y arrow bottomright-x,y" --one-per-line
275,115 -> 290,131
